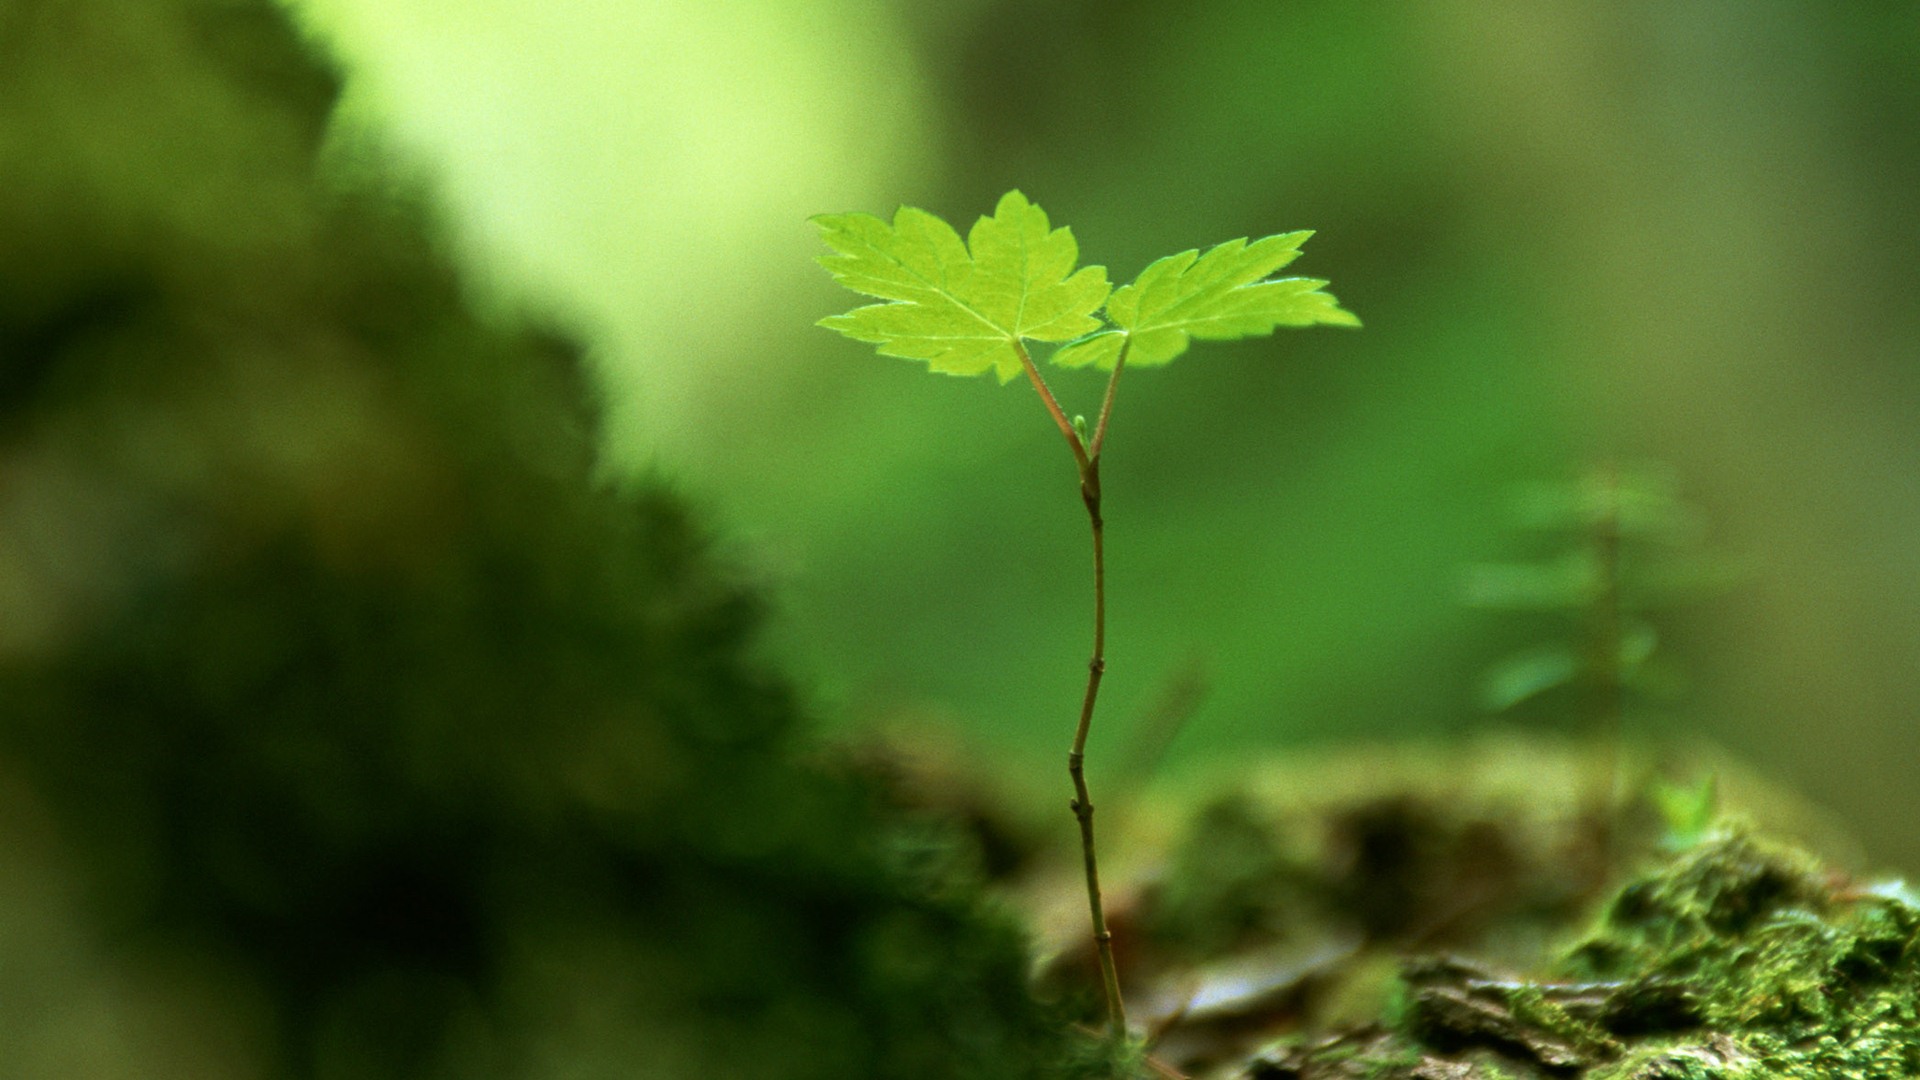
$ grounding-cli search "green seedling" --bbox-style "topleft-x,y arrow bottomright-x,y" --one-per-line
814,190 -> 1357,1042
1465,463 -> 1742,834
1465,463 -> 1751,717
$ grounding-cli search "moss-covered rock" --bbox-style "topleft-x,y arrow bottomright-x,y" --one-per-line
1254,829 -> 1920,1080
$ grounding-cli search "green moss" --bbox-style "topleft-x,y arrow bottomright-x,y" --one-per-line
1561,830 -> 1920,1078
1260,825 -> 1920,1079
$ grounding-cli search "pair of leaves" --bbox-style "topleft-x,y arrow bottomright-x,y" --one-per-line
1507,466 -> 1706,543
1478,623 -> 1665,713
814,190 -> 1357,382
1465,550 -> 1744,614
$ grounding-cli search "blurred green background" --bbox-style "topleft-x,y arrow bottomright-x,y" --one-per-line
293,0 -> 1920,865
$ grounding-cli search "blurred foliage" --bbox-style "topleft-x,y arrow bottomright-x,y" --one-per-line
0,2 -> 1103,1076
1465,464 -> 1741,716
291,0 -> 1920,867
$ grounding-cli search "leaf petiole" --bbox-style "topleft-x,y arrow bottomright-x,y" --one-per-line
1017,341 -> 1092,472
1088,335 -> 1130,462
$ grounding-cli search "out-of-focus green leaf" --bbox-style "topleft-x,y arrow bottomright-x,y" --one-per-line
1621,618 -> 1658,669
1510,464 -> 1704,543
1482,621 -> 1665,712
1651,774 -> 1719,849
814,190 -> 1110,382
1462,550 -> 1598,611
1480,643 -> 1581,711
1052,231 -> 1357,370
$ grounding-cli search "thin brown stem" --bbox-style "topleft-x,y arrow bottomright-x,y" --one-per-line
1017,341 -> 1090,471
1087,336 -> 1130,461
1070,456 -> 1126,1041
1019,334 -> 1128,1041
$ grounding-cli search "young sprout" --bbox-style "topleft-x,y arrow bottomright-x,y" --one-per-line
1466,462 -> 1743,830
815,191 -> 1356,1043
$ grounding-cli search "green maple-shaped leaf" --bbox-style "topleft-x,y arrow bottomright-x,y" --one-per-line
1052,231 -> 1358,370
814,190 -> 1111,382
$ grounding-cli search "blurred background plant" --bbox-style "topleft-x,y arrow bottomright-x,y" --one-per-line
1464,462 -> 1742,723
285,0 -> 1920,867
